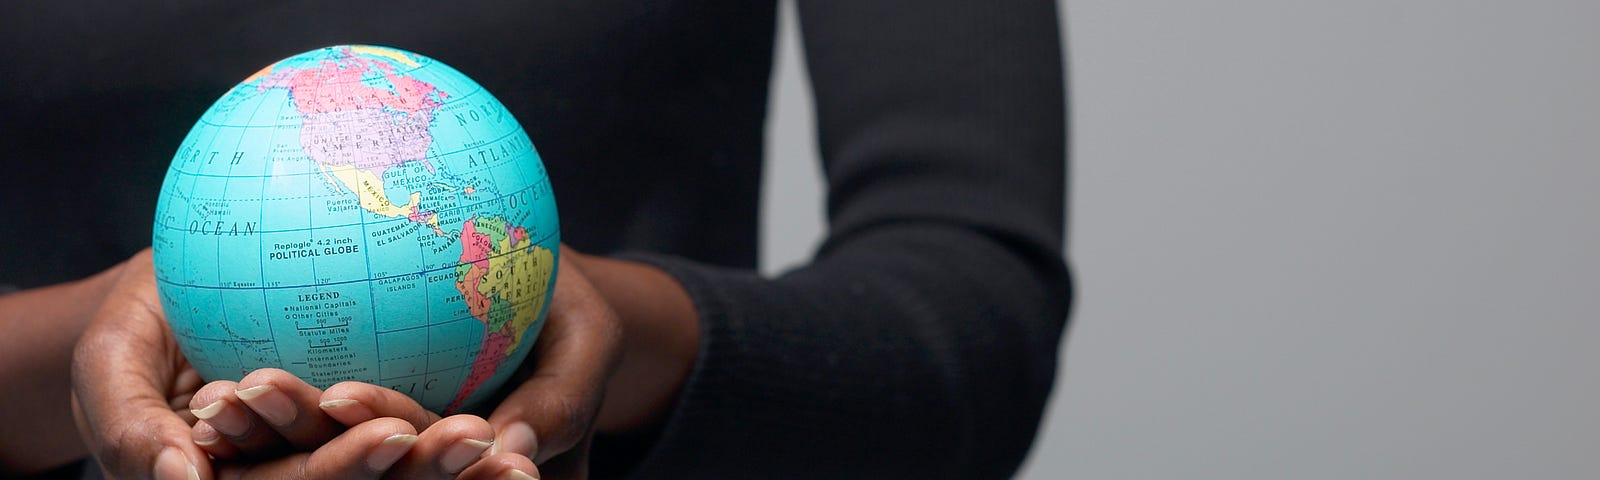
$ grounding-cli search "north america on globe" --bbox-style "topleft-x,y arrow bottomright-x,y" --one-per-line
151,45 -> 560,414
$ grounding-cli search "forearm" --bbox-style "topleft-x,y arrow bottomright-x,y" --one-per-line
605,223 -> 1069,478
0,262 -> 123,473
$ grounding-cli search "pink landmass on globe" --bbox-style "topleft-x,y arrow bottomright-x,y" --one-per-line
261,49 -> 446,176
258,47 -> 448,232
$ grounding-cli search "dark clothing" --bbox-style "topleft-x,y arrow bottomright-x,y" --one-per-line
1,1 -> 1070,478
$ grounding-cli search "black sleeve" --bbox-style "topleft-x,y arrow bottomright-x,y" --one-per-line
608,0 -> 1069,477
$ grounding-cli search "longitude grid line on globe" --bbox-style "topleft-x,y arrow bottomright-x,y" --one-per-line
355,108 -> 386,399
209,81 -> 275,367
254,92 -> 295,367
397,141 -> 432,396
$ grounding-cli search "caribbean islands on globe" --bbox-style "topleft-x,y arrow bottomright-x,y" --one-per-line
151,45 -> 559,414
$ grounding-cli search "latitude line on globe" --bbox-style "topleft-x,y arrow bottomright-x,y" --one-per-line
155,228 -> 557,291
171,338 -> 490,388
153,182 -> 542,235
171,293 -> 544,345
375,295 -> 544,335
163,125 -> 520,179
191,78 -> 485,129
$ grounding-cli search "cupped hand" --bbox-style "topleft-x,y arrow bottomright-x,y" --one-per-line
69,250 -> 543,479
476,246 -> 625,480
70,249 -> 213,479
191,246 -> 625,479
322,246 -> 625,479
339,246 -> 624,479
187,370 -> 537,479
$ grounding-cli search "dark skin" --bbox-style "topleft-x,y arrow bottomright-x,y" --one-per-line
2,245 -> 698,478
0,262 -> 120,472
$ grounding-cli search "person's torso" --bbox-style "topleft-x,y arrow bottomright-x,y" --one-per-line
0,0 -> 777,287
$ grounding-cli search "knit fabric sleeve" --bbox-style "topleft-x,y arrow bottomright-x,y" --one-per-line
603,1 -> 1069,477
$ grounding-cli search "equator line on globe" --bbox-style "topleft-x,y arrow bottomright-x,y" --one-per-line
151,45 -> 559,414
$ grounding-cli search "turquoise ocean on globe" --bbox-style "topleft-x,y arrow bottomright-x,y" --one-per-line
152,45 -> 559,414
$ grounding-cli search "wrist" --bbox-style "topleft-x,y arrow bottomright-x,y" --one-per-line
570,252 -> 699,434
0,256 -> 126,472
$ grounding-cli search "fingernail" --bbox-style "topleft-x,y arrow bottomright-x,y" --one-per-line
501,469 -> 539,480
153,448 -> 199,480
193,422 -> 221,447
319,398 -> 360,410
236,384 -> 297,426
440,438 -> 493,474
367,433 -> 418,471
491,421 -> 537,458
234,384 -> 272,400
190,400 -> 225,420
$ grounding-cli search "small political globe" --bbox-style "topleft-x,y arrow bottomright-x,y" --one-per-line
152,45 -> 558,414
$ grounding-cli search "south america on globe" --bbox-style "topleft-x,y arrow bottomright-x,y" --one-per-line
151,45 -> 559,414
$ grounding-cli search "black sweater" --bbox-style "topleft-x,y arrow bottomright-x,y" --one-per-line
0,1 -> 1069,478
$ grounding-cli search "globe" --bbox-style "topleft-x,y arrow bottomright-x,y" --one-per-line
151,45 -> 559,414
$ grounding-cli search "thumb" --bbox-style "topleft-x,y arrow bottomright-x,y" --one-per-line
73,325 -> 213,480
73,390 -> 208,480
71,250 -> 212,480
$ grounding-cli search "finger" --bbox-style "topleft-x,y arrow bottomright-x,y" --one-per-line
218,417 -> 419,480
488,254 -> 622,463
191,420 -> 240,459
170,367 -> 206,422
189,379 -> 285,457
457,452 -> 540,480
386,414 -> 495,479
320,381 -> 443,430
70,250 -> 213,480
233,368 -> 346,449
533,435 -> 592,480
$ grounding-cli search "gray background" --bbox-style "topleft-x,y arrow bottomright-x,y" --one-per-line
760,1 -> 1600,478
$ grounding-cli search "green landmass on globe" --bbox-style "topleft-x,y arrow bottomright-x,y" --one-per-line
151,45 -> 560,414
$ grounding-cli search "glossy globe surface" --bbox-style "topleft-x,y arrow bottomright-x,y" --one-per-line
152,45 -> 558,413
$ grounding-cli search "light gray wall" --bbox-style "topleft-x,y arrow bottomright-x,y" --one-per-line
762,1 -> 1600,478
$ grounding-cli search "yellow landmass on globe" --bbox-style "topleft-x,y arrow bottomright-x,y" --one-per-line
482,223 -> 553,355
351,45 -> 422,67
319,164 -> 443,234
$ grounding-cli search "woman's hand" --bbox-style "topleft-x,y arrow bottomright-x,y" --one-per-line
187,370 -> 538,479
68,250 -> 541,479
0,255 -> 122,473
208,246 -> 631,479
70,249 -> 213,478
211,246 -> 694,476
563,252 -> 699,435
70,244 -> 683,479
